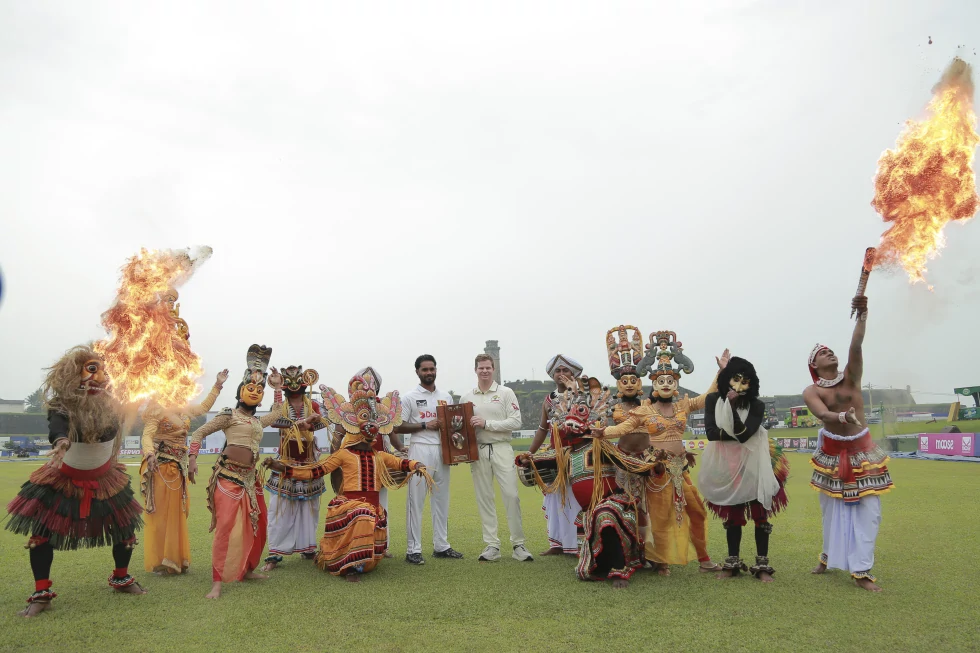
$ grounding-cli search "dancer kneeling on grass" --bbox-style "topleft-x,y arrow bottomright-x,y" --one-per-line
700,356 -> 788,582
189,345 -> 285,599
5,345 -> 145,617
264,371 -> 432,582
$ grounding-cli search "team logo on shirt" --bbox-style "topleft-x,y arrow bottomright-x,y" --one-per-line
416,399 -> 427,407
491,395 -> 501,403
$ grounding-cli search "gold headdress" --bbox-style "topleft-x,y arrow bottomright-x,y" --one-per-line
637,330 -> 694,381
605,325 -> 643,379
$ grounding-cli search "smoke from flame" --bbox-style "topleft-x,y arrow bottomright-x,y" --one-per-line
95,247 -> 213,407
871,57 -> 979,286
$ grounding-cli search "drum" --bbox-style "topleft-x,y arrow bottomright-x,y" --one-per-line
517,464 -> 557,488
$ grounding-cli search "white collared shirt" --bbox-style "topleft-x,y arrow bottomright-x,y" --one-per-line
460,382 -> 523,444
401,385 -> 454,446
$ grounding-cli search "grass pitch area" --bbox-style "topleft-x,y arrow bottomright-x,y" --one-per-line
1,451 -> 977,652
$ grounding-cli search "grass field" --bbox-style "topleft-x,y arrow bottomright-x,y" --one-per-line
1,451 -> 978,653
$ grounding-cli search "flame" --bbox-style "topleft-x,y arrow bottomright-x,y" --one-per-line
871,57 -> 979,284
95,247 -> 213,407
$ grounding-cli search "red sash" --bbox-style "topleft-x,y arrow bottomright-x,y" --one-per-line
61,460 -> 112,519
819,432 -> 874,485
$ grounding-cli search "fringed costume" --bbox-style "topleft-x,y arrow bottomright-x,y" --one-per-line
263,366 -> 328,566
189,345 -> 283,585
604,331 -> 720,571
4,346 -> 144,613
520,378 -> 656,586
271,372 -> 430,578
540,355 -> 585,555
701,357 -> 789,578
140,380 -> 222,574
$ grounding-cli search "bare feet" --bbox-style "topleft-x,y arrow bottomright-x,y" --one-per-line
383,551 -> 393,559
716,569 -> 738,580
206,582 -> 222,599
650,563 -> 671,576
757,571 -> 774,583
261,561 -> 278,572
539,547 -> 564,556
244,571 -> 268,580
611,578 -> 629,589
345,574 -> 361,583
114,583 -> 147,594
855,577 -> 883,592
18,602 -> 51,617
811,562 -> 828,574
699,562 -> 722,573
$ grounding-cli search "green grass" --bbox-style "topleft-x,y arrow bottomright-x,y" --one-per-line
1,452 -> 978,652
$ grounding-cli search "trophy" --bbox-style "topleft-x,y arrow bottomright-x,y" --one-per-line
436,401 -> 479,465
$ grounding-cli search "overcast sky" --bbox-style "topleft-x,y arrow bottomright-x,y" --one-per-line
1,1 -> 978,408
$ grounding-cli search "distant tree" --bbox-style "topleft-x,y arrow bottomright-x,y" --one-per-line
25,386 -> 45,413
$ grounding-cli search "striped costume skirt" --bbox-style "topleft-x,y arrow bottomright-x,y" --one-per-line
576,492 -> 641,581
5,460 -> 143,550
315,491 -> 387,576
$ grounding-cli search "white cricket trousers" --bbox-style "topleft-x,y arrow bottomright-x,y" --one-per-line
406,442 -> 452,555
470,441 -> 525,548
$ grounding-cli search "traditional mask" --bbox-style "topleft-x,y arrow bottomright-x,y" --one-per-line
729,373 -> 751,396
552,377 -> 612,436
653,373 -> 678,399
238,370 -> 266,407
616,374 -> 642,399
351,391 -> 380,443
281,365 -> 319,394
80,359 -> 108,395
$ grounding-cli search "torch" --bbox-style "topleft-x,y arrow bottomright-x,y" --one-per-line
850,247 -> 877,319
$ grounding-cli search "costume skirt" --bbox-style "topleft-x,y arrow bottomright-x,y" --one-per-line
207,459 -> 267,582
576,493 -> 641,581
315,491 -> 387,576
644,462 -> 710,565
5,460 -> 143,550
706,440 -> 790,522
140,457 -> 191,573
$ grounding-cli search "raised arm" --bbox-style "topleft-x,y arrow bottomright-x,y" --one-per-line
188,383 -> 223,418
189,413 -> 231,455
845,296 -> 867,385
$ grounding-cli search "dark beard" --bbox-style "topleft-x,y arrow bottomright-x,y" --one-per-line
732,394 -> 751,410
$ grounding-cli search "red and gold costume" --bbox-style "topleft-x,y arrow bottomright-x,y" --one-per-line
190,345 -> 283,584
604,331 -> 719,570
270,372 -> 430,578
5,346 -> 144,613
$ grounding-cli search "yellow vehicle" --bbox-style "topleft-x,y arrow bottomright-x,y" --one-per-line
790,405 -> 818,428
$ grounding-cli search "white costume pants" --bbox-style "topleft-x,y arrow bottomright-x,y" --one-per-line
406,442 -> 451,555
543,484 -> 580,553
266,493 -> 320,557
819,494 -> 881,574
470,442 -> 525,548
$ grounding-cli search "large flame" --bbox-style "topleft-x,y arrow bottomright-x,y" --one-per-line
871,57 -> 979,285
95,247 -> 213,407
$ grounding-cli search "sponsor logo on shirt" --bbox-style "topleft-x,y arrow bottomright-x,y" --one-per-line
512,403 -> 519,411
419,410 -> 437,420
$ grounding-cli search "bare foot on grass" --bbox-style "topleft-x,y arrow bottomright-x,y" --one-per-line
206,582 -> 222,599
757,571 -> 774,583
855,578 -> 882,592
811,562 -> 827,574
244,571 -> 268,580
716,569 -> 738,580
18,602 -> 51,617
611,578 -> 629,589
261,561 -> 278,572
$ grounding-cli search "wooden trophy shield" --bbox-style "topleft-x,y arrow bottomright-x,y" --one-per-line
437,402 -> 479,465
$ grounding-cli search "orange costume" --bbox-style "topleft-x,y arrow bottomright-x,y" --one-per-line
271,371 -> 430,578
140,381 -> 222,574
604,330 -> 718,568
190,346 -> 282,584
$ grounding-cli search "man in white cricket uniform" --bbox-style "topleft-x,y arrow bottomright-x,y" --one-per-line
394,355 -> 463,565
461,354 -> 533,562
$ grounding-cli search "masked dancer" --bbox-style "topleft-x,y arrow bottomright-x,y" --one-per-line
189,345 -> 284,599
262,365 -> 328,571
602,332 -> 727,575
806,295 -> 893,592
265,371 -> 431,582
6,346 -> 145,616
701,356 -> 789,582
